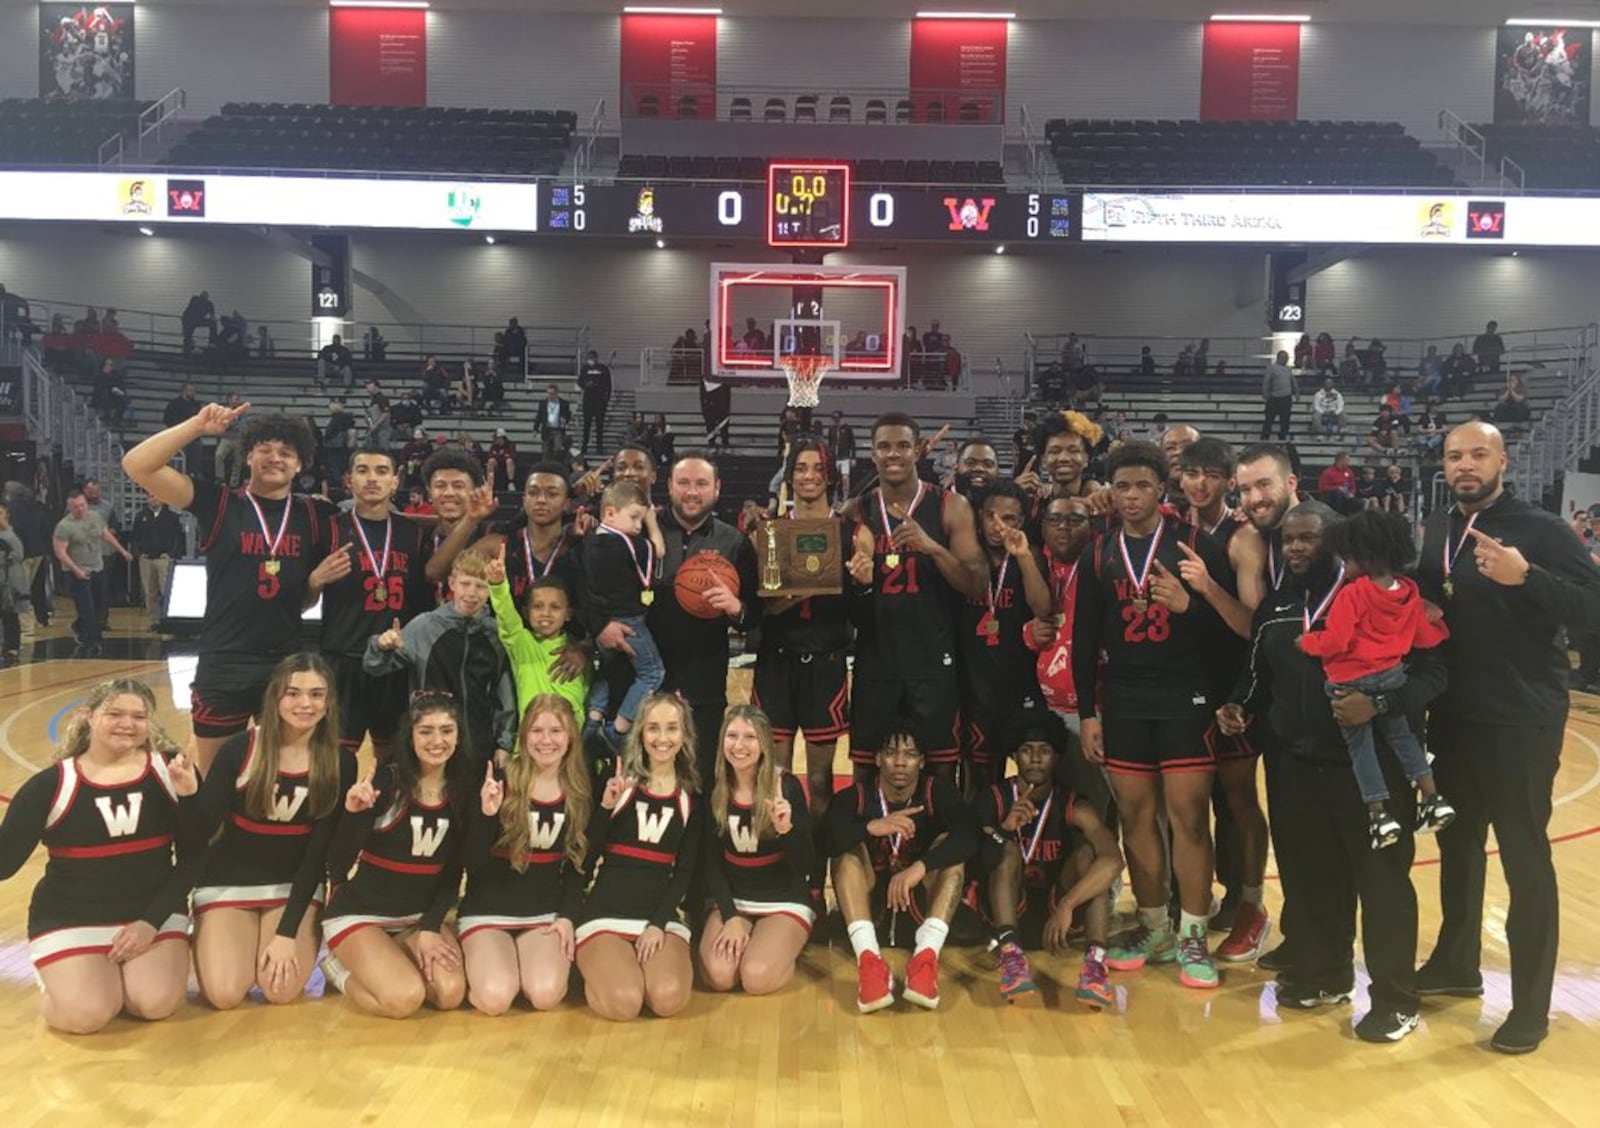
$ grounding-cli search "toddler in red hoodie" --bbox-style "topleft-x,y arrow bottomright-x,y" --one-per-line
1299,510 -> 1456,849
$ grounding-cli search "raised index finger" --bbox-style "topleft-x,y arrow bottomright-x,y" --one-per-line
1468,529 -> 1502,549
1177,541 -> 1201,560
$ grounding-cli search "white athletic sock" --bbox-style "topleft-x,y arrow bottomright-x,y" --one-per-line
1139,905 -> 1170,934
914,918 -> 950,958
1242,884 -> 1265,909
319,953 -> 350,994
1178,910 -> 1209,937
846,920 -> 880,959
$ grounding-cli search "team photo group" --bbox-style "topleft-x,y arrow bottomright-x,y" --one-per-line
1,395 -> 1591,1059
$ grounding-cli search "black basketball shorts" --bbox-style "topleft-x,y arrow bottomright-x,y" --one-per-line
849,674 -> 961,767
752,646 -> 849,744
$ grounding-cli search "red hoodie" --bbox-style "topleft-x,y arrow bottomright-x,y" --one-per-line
1299,574 -> 1449,683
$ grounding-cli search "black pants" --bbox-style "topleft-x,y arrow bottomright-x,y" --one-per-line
1261,397 -> 1293,440
581,398 -> 608,454
1428,721 -> 1561,1024
1271,747 -> 1420,1013
68,570 -> 106,643
690,701 -> 727,791
1,608 -> 18,653
1574,634 -> 1600,683
28,557 -> 50,625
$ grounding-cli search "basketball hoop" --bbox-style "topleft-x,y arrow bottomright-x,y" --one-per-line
779,354 -> 830,408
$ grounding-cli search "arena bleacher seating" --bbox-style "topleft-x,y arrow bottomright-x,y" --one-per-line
614,154 -> 1003,185
0,98 -> 153,166
1478,123 -> 1599,190
167,104 -> 578,176
1046,119 -> 1459,187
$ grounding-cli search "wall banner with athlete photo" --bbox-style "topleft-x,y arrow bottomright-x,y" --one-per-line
1494,25 -> 1591,125
39,4 -> 135,101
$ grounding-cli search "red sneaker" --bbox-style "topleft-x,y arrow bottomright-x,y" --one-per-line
856,951 -> 895,1014
902,948 -> 941,1010
1216,902 -> 1273,963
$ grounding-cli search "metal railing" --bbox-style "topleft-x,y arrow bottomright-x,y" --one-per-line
1436,108 -> 1526,193
19,348 -> 139,527
621,82 -> 1005,126
572,97 -> 607,183
637,346 -> 969,390
1513,351 -> 1600,505
95,88 -> 186,170
1016,104 -> 1050,190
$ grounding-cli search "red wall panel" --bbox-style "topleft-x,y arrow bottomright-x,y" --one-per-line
620,14 -> 717,120
1200,22 -> 1300,121
330,8 -> 427,108
910,18 -> 1007,123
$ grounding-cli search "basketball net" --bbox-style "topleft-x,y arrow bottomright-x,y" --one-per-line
779,354 -> 830,408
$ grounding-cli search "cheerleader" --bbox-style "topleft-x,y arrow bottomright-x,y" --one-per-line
575,692 -> 702,1021
191,654 -> 355,1008
319,691 -> 470,1018
460,694 -> 592,1015
0,679 -> 200,1034
700,706 -> 813,996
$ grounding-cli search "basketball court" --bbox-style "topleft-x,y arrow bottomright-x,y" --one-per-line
0,614 -> 1597,1126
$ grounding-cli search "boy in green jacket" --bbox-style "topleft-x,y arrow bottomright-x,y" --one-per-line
485,546 -> 590,726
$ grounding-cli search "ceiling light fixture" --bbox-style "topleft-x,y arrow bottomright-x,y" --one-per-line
623,7 -> 724,14
916,12 -> 1018,20
1210,13 -> 1311,22
1505,18 -> 1600,27
330,2 -> 430,9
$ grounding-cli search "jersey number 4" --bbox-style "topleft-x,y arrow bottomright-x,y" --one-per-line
363,574 -> 406,612
1121,603 -> 1171,643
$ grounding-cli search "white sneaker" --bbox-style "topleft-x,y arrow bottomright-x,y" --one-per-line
318,953 -> 351,995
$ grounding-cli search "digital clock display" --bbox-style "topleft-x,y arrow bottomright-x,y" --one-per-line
767,162 -> 851,248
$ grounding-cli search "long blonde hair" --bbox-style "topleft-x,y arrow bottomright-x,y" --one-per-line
619,692 -> 700,793
244,653 -> 342,821
55,679 -> 177,761
710,705 -> 780,842
500,694 -> 591,870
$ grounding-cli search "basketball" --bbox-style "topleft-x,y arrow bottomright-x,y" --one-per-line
674,552 -> 740,618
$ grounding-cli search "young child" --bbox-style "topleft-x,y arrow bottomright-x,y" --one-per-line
485,549 -> 591,726
365,548 -> 517,769
583,480 -> 666,749
1298,510 -> 1455,849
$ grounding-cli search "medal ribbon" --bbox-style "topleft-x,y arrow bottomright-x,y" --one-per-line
521,527 -> 565,585
878,788 -> 905,865
1267,535 -> 1287,591
245,491 -> 293,560
351,514 -> 392,579
1117,522 -> 1164,601
1050,554 -> 1080,610
1303,561 -> 1346,633
1014,781 -> 1054,864
986,555 -> 1010,611
1443,511 -> 1482,587
876,480 -> 927,548
599,523 -> 654,590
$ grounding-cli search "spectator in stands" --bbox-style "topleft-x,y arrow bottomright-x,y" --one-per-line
457,360 -> 479,413
1367,404 -> 1402,454
180,288 -> 216,353
89,357 -> 130,429
481,360 -> 506,415
778,406 -> 803,457
1213,360 -> 1228,378
419,355 -> 452,415
403,486 -> 432,518
500,317 -> 527,378
390,389 -> 424,435
1061,332 -> 1085,375
1473,319 -> 1505,376
1382,383 -> 1414,434
1339,341 -> 1364,387
455,430 -> 487,467
623,411 -> 653,452
538,384 -> 573,460
1414,401 -> 1446,460
1494,373 -> 1532,424
830,410 -> 857,503
1313,376 -> 1346,436
577,349 -> 612,456
101,309 -> 119,333
1380,465 -> 1409,515
211,392 -> 245,487
1365,338 -> 1389,384
317,333 -> 356,390
901,325 -> 919,384
1294,333 -> 1313,369
365,379 -> 393,452
653,413 -> 675,471
256,324 -> 275,359
742,318 -> 769,353
670,328 -> 701,381
1012,409 -> 1037,475
1071,364 -> 1104,408
0,284 -> 39,346
701,372 -> 732,449
1442,342 -> 1476,400
1417,345 -> 1443,399
216,309 -> 248,361
162,381 -> 200,430
362,325 -> 388,362
76,308 -> 100,336
1174,344 -> 1196,378
1356,465 -> 1382,510
1193,337 -> 1210,373
1139,345 -> 1155,378
1261,349 -> 1296,440
400,429 -> 432,489
486,428 -> 517,485
1318,451 -> 1361,516
1314,332 -> 1336,373
323,399 -> 358,478
922,320 -> 957,389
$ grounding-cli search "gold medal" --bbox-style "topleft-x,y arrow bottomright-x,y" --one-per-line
1443,579 -> 1454,599
1054,612 -> 1066,627
264,558 -> 281,576
885,552 -> 901,569
983,618 -> 999,637
1131,597 -> 1148,613
641,590 -> 655,607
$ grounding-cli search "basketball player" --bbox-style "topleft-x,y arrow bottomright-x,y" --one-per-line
308,448 -> 427,761
957,481 -> 1052,792
123,403 -> 329,772
974,712 -> 1122,1007
0,679 -> 199,1034
752,441 -> 851,818
844,413 -> 987,780
1414,421 -> 1600,1054
1074,441 -> 1229,989
488,462 -> 590,623
1173,438 -> 1273,960
624,452 -> 758,783
1017,414 -> 1102,537
415,447 -> 498,608
824,727 -> 976,1012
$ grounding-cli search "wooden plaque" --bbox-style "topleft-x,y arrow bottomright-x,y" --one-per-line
756,517 -> 843,597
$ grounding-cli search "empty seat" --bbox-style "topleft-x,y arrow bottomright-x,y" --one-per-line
865,99 -> 888,125
925,100 -> 945,124
895,99 -> 914,125
676,95 -> 699,119
829,96 -> 851,124
638,94 -> 661,118
730,96 -> 752,122
764,97 -> 787,122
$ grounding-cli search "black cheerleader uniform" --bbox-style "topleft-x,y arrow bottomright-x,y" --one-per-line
0,751 -> 203,968
458,786 -> 589,940
320,767 -> 465,949
575,781 -> 701,948
191,731 -> 356,940
705,772 -> 815,931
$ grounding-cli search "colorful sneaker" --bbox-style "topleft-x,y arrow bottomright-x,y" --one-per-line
1076,953 -> 1114,1010
1369,810 -> 1403,850
855,951 -> 895,1014
902,948 -> 941,1010
1177,923 -> 1220,989
1105,925 -> 1177,971
1416,794 -> 1456,835
1216,902 -> 1273,963
997,942 -> 1038,1003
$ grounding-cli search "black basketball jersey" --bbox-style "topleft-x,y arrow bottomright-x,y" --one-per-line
321,511 -> 427,656
500,520 -> 586,611
974,778 -> 1075,889
188,481 -> 329,661
708,773 -> 814,912
581,784 -> 702,925
0,752 -> 194,935
324,769 -> 464,923
460,793 -> 584,922
956,548 -> 1044,716
760,514 -> 851,655
1194,512 -> 1250,697
854,483 -> 959,679
1071,513 -> 1229,719
821,775 -> 977,875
